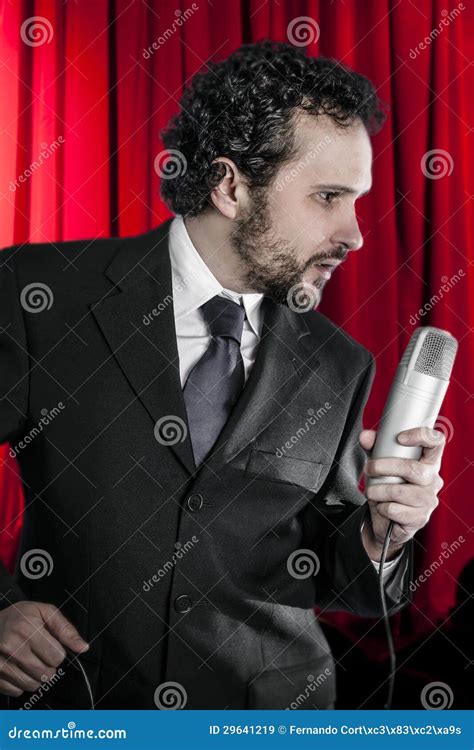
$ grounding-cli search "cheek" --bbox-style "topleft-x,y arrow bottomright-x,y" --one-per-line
268,191 -> 328,247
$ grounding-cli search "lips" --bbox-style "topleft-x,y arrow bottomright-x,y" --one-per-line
314,265 -> 332,281
313,260 -> 342,280
316,260 -> 342,269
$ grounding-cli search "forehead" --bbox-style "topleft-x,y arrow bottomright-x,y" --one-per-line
287,111 -> 373,188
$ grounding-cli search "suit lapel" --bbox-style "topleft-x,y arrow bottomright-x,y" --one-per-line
89,218 -> 322,477
89,219 -> 197,475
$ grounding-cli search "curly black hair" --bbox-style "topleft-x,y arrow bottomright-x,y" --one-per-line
159,40 -> 387,217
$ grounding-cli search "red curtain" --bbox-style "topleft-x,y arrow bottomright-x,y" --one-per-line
0,0 -> 472,635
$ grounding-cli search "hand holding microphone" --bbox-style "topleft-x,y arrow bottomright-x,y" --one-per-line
359,327 -> 458,558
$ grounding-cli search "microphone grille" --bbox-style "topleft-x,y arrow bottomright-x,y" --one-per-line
401,327 -> 458,380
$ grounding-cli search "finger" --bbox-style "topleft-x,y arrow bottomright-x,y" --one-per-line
371,501 -> 426,526
40,606 -> 89,654
397,427 -> 446,465
371,520 -> 407,547
366,456 -> 436,486
359,429 -> 376,451
28,630 -> 67,669
366,482 -> 437,508
1,615 -> 66,670
0,678 -> 23,697
8,648 -> 58,684
0,655 -> 43,693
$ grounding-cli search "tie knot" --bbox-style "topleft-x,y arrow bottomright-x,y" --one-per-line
200,295 -> 246,344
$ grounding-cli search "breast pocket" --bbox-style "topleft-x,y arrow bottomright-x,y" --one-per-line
245,448 -> 323,493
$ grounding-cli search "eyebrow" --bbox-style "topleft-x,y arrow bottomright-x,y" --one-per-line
310,183 -> 372,197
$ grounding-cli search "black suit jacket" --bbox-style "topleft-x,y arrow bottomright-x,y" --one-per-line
0,218 -> 412,709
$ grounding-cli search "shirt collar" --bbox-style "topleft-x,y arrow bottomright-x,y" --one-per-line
168,215 -> 264,337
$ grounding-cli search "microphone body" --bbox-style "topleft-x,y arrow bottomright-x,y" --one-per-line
366,327 -> 458,487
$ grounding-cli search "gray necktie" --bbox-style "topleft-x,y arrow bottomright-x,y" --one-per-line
183,295 -> 246,468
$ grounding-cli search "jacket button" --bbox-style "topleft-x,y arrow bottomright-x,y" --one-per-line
174,594 -> 192,613
186,493 -> 203,512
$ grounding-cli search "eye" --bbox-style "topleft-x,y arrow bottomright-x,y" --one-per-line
315,191 -> 342,205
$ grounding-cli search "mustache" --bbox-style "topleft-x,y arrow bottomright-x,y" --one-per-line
305,247 -> 348,269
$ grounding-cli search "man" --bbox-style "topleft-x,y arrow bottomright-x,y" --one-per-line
0,41 -> 444,709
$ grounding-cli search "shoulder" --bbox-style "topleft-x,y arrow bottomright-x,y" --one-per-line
0,219 -> 173,285
0,235 -> 123,279
0,235 -> 133,320
302,308 -> 374,374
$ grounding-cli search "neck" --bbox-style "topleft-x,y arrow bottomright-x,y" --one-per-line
183,211 -> 252,293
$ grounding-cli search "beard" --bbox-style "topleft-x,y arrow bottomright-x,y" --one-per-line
228,187 -> 338,310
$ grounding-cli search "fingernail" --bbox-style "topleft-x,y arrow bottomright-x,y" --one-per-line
75,638 -> 89,650
398,432 -> 408,443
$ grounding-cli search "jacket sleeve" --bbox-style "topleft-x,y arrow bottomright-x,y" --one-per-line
0,247 -> 30,611
300,351 -> 413,618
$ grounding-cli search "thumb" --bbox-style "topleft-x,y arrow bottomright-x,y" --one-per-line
39,604 -> 89,653
359,429 -> 377,452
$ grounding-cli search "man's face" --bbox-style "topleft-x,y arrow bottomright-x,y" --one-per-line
229,112 -> 373,309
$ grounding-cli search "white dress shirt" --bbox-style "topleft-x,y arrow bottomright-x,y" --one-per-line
168,214 -> 265,387
168,215 -> 404,580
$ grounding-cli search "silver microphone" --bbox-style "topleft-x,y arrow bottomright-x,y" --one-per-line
366,327 -> 458,487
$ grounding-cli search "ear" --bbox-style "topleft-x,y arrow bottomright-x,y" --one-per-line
209,157 -> 248,219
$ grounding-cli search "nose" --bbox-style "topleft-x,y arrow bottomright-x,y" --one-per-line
330,210 -> 363,253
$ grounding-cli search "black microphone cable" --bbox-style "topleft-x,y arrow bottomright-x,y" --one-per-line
64,646 -> 95,709
379,519 -> 396,710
